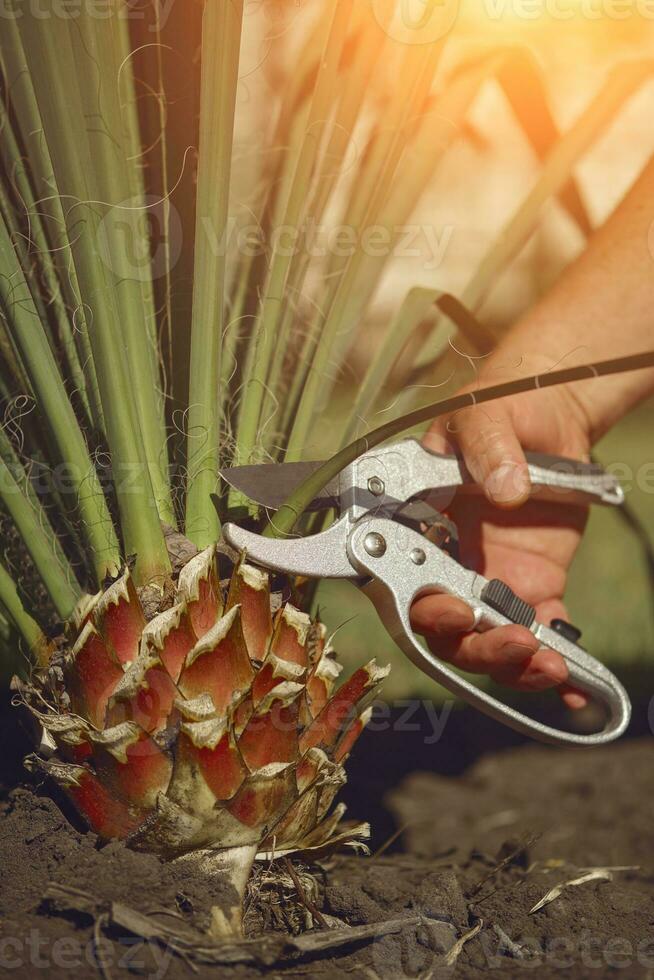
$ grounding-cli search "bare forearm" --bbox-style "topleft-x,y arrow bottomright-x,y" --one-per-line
490,155 -> 654,441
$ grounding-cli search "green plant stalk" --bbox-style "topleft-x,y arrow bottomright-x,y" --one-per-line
151,8 -> 175,385
0,113 -> 95,428
0,306 -> 28,395
185,0 -> 244,547
266,351 -> 654,538
0,423 -> 76,579
0,17 -> 104,431
0,451 -> 80,620
222,5 -> 331,347
234,1 -> 354,466
220,100 -> 310,447
15,14 -> 171,584
118,14 -> 165,366
0,215 -> 121,583
302,37 -> 440,316
76,12 -> 174,527
0,559 -> 47,659
0,609 -> 11,647
224,98 -> 312,478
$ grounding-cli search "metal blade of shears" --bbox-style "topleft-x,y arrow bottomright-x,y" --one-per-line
219,460 -> 339,511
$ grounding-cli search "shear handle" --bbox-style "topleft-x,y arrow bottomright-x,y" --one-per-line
349,517 -> 630,747
373,440 -> 624,508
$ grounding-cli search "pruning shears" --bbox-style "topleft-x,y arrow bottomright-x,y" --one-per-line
220,439 -> 630,746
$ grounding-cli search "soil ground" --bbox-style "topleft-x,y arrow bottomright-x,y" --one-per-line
1,694 -> 653,979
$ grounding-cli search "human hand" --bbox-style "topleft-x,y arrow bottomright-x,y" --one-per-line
411,375 -> 594,709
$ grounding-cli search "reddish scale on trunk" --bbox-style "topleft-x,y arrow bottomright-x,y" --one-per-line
155,608 -> 197,682
269,605 -> 310,668
65,625 -> 124,729
306,650 -> 341,718
238,686 -> 302,769
178,551 -> 223,639
68,768 -> 144,840
295,748 -> 326,793
300,662 -> 387,753
227,765 -> 295,830
95,572 -> 146,665
130,666 -> 179,733
225,562 -> 273,659
333,707 -> 372,764
178,606 -> 254,712
267,789 -> 318,846
92,729 -> 173,811
251,652 -> 304,706
182,727 -> 247,802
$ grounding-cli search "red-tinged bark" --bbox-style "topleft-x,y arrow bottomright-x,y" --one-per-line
251,651 -> 304,706
269,604 -> 310,668
334,706 -> 372,763
295,747 -> 331,793
69,767 -> 144,840
144,604 -> 197,682
178,605 -> 254,711
177,547 -> 223,639
106,651 -> 179,734
65,623 -> 123,729
266,787 -> 319,846
90,725 -> 173,811
94,570 -> 145,666
225,561 -> 272,659
306,648 -> 342,718
226,763 -> 296,829
180,721 -> 246,802
238,683 -> 302,769
300,661 -> 389,753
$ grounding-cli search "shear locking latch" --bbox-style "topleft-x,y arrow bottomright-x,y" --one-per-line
480,579 -> 536,628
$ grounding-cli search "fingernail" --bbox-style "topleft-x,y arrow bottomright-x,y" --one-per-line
501,641 -> 537,663
485,463 -> 530,505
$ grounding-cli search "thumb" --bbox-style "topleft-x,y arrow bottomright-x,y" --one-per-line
437,400 -> 531,508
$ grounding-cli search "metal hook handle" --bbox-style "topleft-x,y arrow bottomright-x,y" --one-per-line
348,517 -> 631,746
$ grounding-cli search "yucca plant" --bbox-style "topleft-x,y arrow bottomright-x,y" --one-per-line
1,0 -> 652,936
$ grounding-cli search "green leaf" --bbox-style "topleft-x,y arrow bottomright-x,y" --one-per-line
0,210 -> 120,584
185,0 -> 244,547
0,559 -> 47,661
14,10 -> 171,584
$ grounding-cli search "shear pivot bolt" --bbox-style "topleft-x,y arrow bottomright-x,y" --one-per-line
364,532 -> 387,558
367,476 -> 385,496
410,548 -> 426,565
